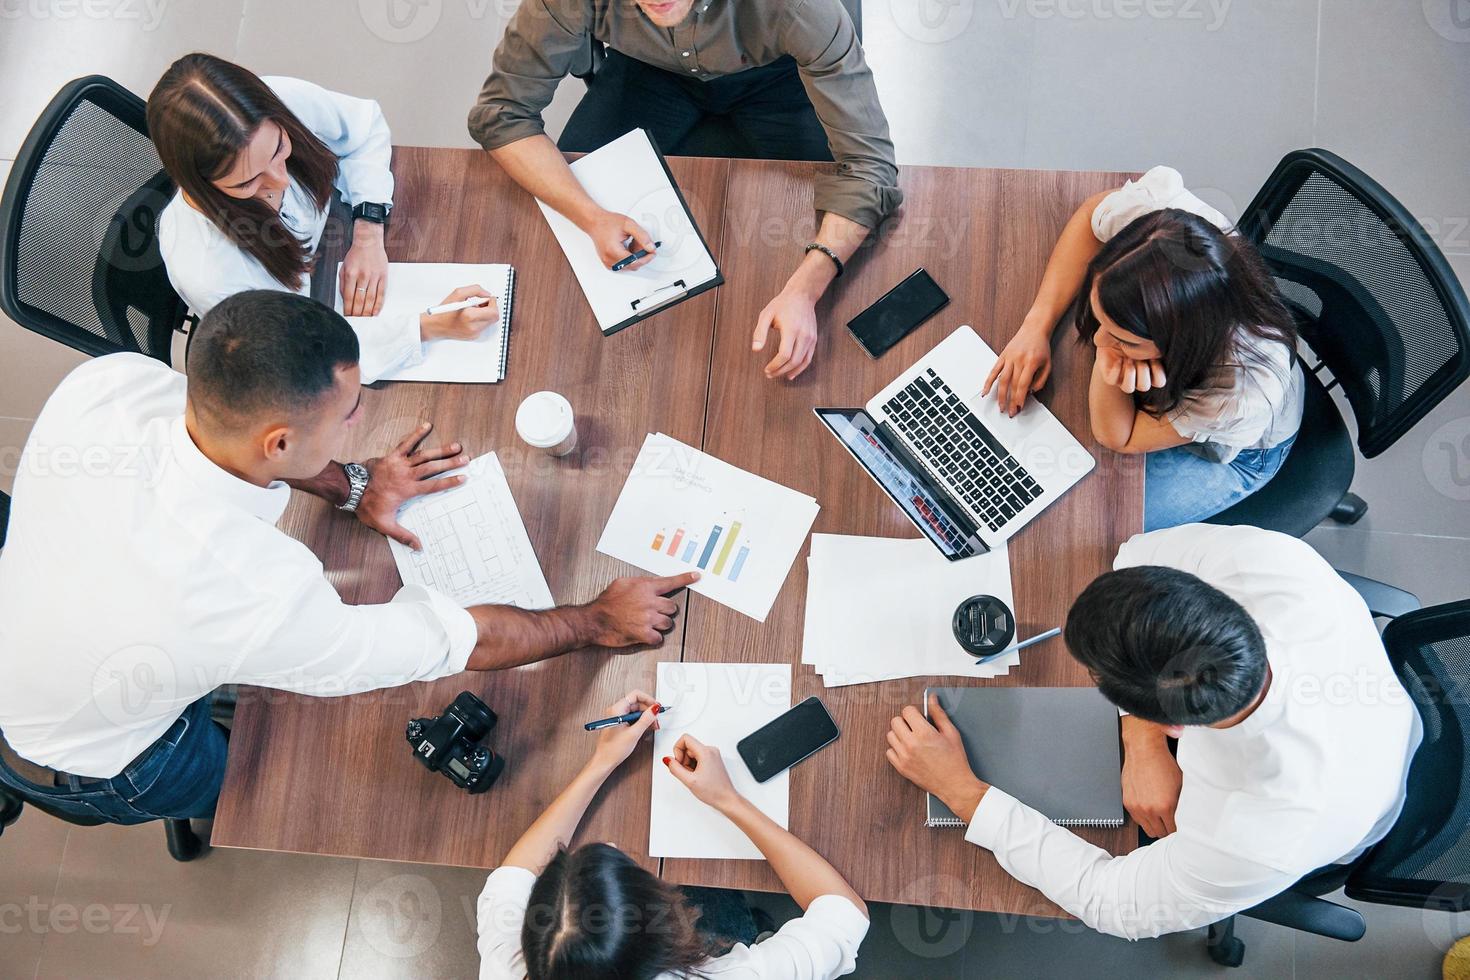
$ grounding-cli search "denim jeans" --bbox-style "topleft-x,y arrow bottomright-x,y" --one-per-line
558,50 -> 833,161
0,696 -> 227,825
1144,435 -> 1297,531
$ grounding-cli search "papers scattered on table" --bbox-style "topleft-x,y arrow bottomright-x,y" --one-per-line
802,534 -> 1020,687
650,662 -> 791,860
335,262 -> 515,383
596,433 -> 819,622
389,453 -> 553,609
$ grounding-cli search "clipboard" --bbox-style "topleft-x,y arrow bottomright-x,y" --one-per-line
536,129 -> 724,336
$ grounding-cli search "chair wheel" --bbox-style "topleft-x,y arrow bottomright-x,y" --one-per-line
1329,491 -> 1368,525
164,818 -> 206,862
1208,935 -> 1246,968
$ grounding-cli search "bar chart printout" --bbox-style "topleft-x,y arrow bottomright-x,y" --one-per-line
599,433 -> 819,621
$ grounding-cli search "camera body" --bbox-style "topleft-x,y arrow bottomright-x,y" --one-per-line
405,691 -> 506,794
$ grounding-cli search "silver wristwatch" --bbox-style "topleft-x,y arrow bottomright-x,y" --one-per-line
339,462 -> 370,512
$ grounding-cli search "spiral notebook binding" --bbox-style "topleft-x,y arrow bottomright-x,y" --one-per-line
497,266 -> 516,381
926,816 -> 1124,829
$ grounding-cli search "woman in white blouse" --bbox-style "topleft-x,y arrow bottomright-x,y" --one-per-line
984,166 -> 1304,530
147,54 -> 497,383
477,690 -> 870,980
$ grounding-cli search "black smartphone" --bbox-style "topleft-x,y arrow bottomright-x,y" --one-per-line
737,696 -> 840,783
846,268 -> 950,358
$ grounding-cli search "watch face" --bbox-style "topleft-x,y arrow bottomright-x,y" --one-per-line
355,202 -> 388,223
346,462 -> 369,482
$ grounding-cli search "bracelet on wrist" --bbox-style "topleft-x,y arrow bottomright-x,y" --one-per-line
804,242 -> 844,278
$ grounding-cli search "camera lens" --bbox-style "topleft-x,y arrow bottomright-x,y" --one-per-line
451,691 -> 497,739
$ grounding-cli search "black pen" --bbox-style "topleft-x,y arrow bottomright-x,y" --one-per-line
583,704 -> 671,731
611,241 -> 662,272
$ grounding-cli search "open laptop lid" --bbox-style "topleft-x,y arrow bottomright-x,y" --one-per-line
814,408 -> 988,561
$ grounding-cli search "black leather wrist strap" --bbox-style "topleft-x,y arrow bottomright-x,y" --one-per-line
805,242 -> 844,278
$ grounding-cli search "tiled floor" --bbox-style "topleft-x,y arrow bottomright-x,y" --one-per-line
1,0 -> 1468,977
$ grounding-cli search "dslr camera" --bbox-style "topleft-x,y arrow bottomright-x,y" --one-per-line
405,691 -> 506,794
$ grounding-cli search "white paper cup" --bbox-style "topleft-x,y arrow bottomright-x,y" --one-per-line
516,391 -> 578,457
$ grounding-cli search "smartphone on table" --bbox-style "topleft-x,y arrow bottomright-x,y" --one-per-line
737,696 -> 841,783
846,268 -> 951,359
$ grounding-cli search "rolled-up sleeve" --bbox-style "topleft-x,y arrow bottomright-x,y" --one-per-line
785,0 -> 902,228
468,0 -> 589,150
265,76 -> 395,207
234,577 -> 476,696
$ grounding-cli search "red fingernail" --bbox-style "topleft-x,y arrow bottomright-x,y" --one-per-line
662,756 -> 671,765
653,704 -> 662,714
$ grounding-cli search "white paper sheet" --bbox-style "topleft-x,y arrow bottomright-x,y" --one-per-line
536,129 -> 719,333
650,662 -> 791,860
596,433 -> 819,622
802,534 -> 1023,686
389,453 -> 554,609
334,262 -> 514,383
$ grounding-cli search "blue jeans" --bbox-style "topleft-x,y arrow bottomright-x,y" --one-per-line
0,696 -> 226,825
1144,435 -> 1297,531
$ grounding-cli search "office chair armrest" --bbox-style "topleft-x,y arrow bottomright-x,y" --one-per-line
1240,890 -> 1366,941
1337,570 -> 1421,619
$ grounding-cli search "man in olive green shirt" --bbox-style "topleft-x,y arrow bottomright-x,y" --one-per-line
469,0 -> 902,381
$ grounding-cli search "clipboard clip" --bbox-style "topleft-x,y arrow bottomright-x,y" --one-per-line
631,280 -> 688,314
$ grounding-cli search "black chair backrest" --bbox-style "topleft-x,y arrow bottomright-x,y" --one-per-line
1238,149 -> 1470,458
0,75 -> 186,365
1346,599 -> 1470,911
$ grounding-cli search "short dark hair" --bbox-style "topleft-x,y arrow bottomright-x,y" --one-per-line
188,290 -> 359,430
521,844 -> 720,980
1064,565 -> 1268,725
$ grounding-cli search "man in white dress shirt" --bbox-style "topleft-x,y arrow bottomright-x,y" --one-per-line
0,290 -> 693,826
886,523 -> 1421,939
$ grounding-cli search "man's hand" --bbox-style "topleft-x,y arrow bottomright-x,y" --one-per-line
419,285 -> 501,342
886,695 -> 988,822
665,733 -> 740,812
584,572 -> 699,648
1120,716 -> 1183,838
584,209 -> 657,271
590,690 -> 662,772
984,320 -> 1053,417
340,223 -> 389,316
355,422 -> 468,549
1096,346 -> 1166,394
753,289 -> 819,381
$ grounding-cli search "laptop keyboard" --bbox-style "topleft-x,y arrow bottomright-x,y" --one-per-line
882,368 -> 1043,533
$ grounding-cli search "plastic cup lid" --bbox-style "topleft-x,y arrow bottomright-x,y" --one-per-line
516,391 -> 573,448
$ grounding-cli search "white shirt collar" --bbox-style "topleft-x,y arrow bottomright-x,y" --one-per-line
169,416 -> 291,525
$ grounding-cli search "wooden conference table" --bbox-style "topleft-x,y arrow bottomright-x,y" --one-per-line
213,148 -> 1142,919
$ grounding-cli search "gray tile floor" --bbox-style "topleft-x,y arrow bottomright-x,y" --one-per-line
1,0 -> 1468,977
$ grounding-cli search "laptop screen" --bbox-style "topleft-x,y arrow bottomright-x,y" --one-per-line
814,408 -> 987,561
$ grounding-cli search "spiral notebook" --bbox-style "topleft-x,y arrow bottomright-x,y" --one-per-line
924,687 -> 1124,829
334,261 -> 515,383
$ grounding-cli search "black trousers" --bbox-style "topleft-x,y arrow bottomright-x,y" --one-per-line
558,50 -> 834,161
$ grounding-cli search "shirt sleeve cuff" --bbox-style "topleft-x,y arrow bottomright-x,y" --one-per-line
813,176 -> 903,230
392,584 -> 477,676
467,112 -> 548,152
964,786 -> 1022,849
350,312 -> 424,384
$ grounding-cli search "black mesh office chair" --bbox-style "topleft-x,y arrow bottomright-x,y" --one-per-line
1205,597 -> 1470,967
0,489 -> 205,861
1206,149 -> 1470,536
0,75 -> 189,364
571,0 -> 862,158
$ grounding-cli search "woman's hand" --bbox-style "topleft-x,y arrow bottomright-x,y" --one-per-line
340,223 -> 389,316
1096,346 -> 1167,394
664,734 -> 740,812
983,319 -> 1054,417
589,690 -> 662,772
419,285 -> 501,342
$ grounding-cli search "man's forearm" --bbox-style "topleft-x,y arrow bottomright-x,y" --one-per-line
785,212 -> 869,302
287,461 -> 349,507
490,134 -> 601,230
465,601 -> 602,670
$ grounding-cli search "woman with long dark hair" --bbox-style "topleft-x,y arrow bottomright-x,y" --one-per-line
149,53 -> 497,382
983,167 -> 1303,530
477,690 -> 870,980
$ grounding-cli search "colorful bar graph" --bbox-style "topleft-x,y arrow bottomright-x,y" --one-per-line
712,521 -> 742,575
729,546 -> 751,582
680,539 -> 698,562
697,526 -> 723,569
666,528 -> 685,556
651,531 -> 665,551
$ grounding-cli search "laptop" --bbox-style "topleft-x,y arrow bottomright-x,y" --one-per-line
816,325 -> 1095,560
